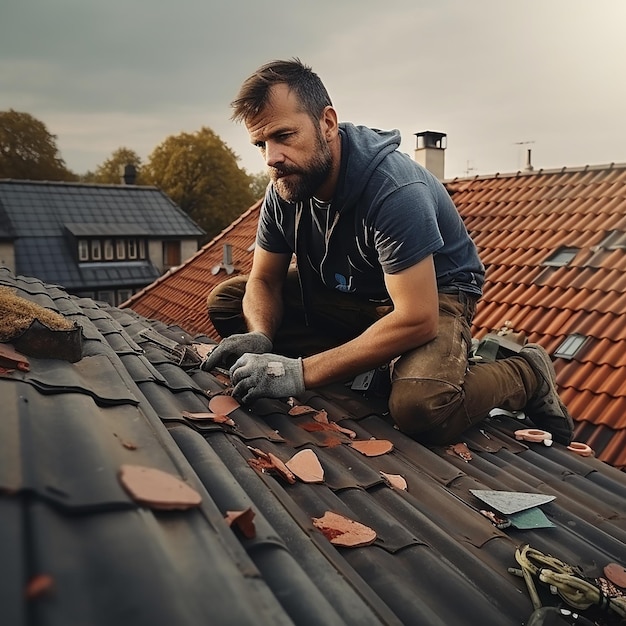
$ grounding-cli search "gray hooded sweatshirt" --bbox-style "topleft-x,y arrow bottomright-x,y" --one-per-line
257,123 -> 484,303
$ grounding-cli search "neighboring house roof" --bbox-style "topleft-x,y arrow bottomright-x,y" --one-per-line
124,199 -> 262,337
0,179 -> 205,290
3,265 -> 626,626
125,163 -> 626,471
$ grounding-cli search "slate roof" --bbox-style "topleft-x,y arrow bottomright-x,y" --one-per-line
3,266 -> 626,626
124,163 -> 626,471
0,180 -> 204,291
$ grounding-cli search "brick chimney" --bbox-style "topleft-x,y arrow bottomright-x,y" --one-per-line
120,164 -> 137,185
414,131 -> 447,180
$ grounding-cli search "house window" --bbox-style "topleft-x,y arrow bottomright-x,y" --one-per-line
117,289 -> 133,304
104,239 -> 114,261
97,290 -> 115,306
78,240 -> 89,261
543,247 -> 578,267
554,334 -> 587,360
91,240 -> 102,261
116,239 -> 126,260
139,239 -> 146,259
127,238 -> 138,260
163,241 -> 181,267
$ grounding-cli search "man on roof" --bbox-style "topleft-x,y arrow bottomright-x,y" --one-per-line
202,58 -> 574,446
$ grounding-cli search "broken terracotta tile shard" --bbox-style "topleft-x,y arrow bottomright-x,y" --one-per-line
0,343 -> 30,372
446,442 -> 473,462
349,439 -> 394,457
288,404 -> 318,416
286,449 -> 325,483
182,410 -> 235,427
209,394 -> 240,415
25,574 -> 55,599
193,342 -> 217,360
380,471 -> 407,491
224,508 -> 256,539
267,452 -> 297,484
113,433 -> 138,450
118,464 -> 202,510
247,448 -> 296,484
604,562 -> 626,588
312,511 -> 377,548
331,422 -> 357,439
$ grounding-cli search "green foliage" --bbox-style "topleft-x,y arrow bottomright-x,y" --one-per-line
249,170 -> 270,200
89,147 -> 144,185
0,110 -> 77,181
144,127 -> 256,240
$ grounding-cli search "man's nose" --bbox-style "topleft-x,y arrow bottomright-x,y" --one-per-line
265,142 -> 284,168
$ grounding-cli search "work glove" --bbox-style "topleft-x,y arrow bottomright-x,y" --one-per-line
201,331 -> 272,372
230,353 -> 305,404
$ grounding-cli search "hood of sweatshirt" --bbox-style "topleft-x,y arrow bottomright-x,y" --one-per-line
333,123 -> 401,213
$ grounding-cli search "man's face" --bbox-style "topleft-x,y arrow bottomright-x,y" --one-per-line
246,84 -> 333,203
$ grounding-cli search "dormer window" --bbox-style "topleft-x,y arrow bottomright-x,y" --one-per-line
543,247 -> 579,267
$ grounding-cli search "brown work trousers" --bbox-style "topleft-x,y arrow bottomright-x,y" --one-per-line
206,270 -> 538,445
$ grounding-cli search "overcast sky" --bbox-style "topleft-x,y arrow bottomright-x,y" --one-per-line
2,0 -> 626,180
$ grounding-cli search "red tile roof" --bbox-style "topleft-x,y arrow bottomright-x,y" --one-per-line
124,163 -> 626,470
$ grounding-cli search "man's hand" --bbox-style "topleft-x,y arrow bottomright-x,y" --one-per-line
201,331 -> 272,371
230,353 -> 305,404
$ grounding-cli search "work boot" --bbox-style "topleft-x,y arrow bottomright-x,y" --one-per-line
519,343 -> 574,445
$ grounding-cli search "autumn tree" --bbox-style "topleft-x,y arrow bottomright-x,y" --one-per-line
143,127 -> 256,240
0,110 -> 76,181
249,171 -> 270,200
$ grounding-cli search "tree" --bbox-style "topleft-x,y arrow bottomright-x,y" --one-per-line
143,127 -> 256,240
249,171 -> 270,200
0,110 -> 76,181
87,147 -> 144,185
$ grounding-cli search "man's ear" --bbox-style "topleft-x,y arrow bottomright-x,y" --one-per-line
320,106 -> 338,142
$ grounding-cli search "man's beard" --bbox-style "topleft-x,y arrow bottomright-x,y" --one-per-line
270,131 -> 332,203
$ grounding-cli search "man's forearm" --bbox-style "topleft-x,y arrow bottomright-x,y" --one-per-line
242,276 -> 284,340
302,309 -> 437,388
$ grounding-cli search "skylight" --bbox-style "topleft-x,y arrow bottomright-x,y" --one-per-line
543,247 -> 579,267
554,334 -> 587,360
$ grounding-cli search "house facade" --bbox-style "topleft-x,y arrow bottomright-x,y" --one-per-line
0,179 -> 204,306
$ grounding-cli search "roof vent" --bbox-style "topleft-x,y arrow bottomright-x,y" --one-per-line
211,243 -> 236,275
524,148 -> 534,173
414,131 -> 446,180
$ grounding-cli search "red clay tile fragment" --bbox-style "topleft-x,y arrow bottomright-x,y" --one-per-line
182,410 -> 235,426
380,471 -> 407,491
445,442 -> 473,462
288,404 -> 318,416
247,447 -> 296,484
0,343 -> 30,372
193,343 -> 217,360
604,562 -> 626,588
267,453 -> 297,484
224,508 -> 256,539
312,511 -> 377,547
25,574 -> 54,599
286,449 -> 324,483
209,394 -> 240,415
113,432 -> 138,450
349,439 -> 393,457
118,464 -> 202,510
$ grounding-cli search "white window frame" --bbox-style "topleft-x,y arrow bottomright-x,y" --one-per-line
91,239 -> 102,261
116,239 -> 126,260
103,239 -> 114,261
78,239 -> 89,261
127,238 -> 138,260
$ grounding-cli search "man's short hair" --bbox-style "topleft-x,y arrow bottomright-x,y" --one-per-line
231,58 -> 332,124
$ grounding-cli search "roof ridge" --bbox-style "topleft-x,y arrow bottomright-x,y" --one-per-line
446,161 -> 626,183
